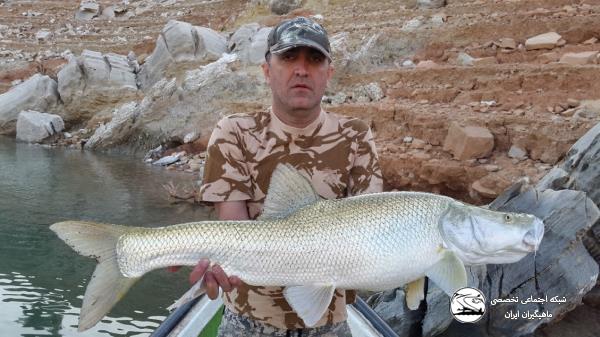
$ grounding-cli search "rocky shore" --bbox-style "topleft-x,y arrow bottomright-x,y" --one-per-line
1,0 -> 599,335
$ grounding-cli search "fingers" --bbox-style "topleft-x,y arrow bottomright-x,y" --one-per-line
167,266 -> 182,273
229,275 -> 242,288
189,259 -> 210,285
211,264 -> 232,292
189,259 -> 240,300
204,272 -> 219,300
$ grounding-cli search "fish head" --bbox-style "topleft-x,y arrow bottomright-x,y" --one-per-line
440,202 -> 544,265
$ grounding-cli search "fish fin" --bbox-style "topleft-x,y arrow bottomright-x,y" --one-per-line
425,250 -> 467,297
283,284 -> 335,327
167,275 -> 207,311
50,221 -> 139,332
259,164 -> 321,220
405,277 -> 425,310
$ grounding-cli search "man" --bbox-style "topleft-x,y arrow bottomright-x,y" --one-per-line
190,17 -> 383,336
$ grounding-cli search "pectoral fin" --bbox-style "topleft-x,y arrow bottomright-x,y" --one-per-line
283,284 -> 335,327
425,250 -> 467,296
405,278 -> 425,310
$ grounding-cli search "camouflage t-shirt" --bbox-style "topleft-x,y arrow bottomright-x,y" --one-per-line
199,108 -> 383,329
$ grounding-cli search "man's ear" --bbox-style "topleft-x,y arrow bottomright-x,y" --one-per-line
262,62 -> 271,85
327,63 -> 334,81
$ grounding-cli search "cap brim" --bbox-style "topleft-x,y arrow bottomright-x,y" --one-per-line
270,39 -> 332,61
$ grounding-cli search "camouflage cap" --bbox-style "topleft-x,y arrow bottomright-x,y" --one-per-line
266,17 -> 331,61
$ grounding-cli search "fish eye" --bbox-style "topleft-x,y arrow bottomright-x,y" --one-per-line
504,214 -> 513,222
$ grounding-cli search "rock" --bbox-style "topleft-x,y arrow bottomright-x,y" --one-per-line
403,136 -> 413,143
583,37 -> 598,45
184,131 -> 198,144
508,145 -> 528,160
84,102 -> 139,150
101,5 -> 116,19
402,60 -> 416,68
443,122 -> 494,160
575,100 -> 600,119
497,38 -> 517,49
229,23 -> 271,65
430,13 -> 447,26
416,60 -> 438,69
0,74 -> 60,135
457,52 -> 474,66
16,110 -> 64,143
525,32 -> 564,50
472,56 -> 497,65
471,173 -> 510,199
57,50 -> 138,124
567,98 -> 580,108
417,0 -> 446,9
368,289 -> 424,336
354,82 -> 384,102
538,51 -> 560,64
559,51 -> 599,65
411,139 -> 427,149
153,152 -> 184,166
402,18 -> 423,32
75,0 -> 100,21
124,54 -> 270,152
138,20 -> 227,89
329,92 -> 347,105
35,29 -> 52,41
269,0 -> 302,15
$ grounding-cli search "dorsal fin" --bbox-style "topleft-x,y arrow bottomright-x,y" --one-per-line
259,164 -> 321,220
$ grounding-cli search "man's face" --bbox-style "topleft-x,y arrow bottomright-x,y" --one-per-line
262,47 -> 334,113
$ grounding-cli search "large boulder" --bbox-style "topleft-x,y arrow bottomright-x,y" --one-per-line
269,0 -> 302,15
443,122 -> 494,160
229,23 -> 272,65
84,102 -> 139,150
115,54 -> 270,152
57,50 -> 139,125
0,74 -> 60,135
417,0 -> 446,9
138,20 -> 228,90
75,0 -> 100,21
16,110 -> 64,143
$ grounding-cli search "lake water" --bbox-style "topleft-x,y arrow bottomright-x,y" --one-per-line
0,137 -> 212,337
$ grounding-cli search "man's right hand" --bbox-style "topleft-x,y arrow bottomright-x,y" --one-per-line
168,259 -> 242,300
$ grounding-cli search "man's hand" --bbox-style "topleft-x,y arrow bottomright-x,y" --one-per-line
168,259 -> 242,300
190,259 -> 242,299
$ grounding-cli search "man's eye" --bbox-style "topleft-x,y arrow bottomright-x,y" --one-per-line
282,53 -> 296,61
310,54 -> 325,63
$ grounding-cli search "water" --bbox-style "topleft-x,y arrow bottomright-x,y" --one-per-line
0,137 -> 213,337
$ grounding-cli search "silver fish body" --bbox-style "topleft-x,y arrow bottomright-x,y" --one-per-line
118,192 -> 449,290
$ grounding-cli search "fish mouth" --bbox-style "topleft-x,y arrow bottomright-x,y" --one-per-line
522,218 -> 544,252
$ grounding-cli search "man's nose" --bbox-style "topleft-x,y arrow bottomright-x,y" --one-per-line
293,58 -> 309,77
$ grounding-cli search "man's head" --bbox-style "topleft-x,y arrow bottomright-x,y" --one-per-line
262,17 -> 334,120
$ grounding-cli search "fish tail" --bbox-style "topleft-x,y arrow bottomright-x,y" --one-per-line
50,221 -> 140,332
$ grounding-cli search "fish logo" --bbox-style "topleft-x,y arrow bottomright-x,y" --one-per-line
450,287 -> 486,323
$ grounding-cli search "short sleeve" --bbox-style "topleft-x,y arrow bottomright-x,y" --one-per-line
349,126 -> 383,196
199,117 -> 253,202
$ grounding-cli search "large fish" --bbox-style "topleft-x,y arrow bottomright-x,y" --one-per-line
51,164 -> 544,332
